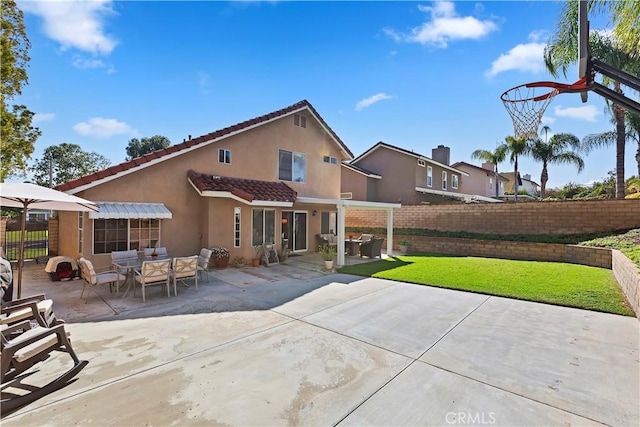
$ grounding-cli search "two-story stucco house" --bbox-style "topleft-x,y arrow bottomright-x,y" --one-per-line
341,142 -> 476,205
451,161 -> 507,199
54,100 -> 398,268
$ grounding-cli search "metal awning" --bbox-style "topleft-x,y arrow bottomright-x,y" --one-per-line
88,202 -> 173,219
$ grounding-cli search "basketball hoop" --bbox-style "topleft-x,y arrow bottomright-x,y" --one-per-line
501,79 -> 590,140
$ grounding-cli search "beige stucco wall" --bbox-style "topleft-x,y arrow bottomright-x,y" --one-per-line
456,164 -> 493,197
352,147 -> 462,204
340,167 -> 369,201
58,113 -> 346,268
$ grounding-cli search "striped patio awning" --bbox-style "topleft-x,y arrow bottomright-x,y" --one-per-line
88,202 -> 172,219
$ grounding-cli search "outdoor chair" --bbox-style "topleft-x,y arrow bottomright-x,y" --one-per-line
197,248 -> 212,283
261,243 -> 279,267
144,247 -> 168,258
1,320 -> 88,416
78,258 -> 125,302
111,250 -> 138,276
171,256 -> 198,295
1,294 -> 60,328
357,234 -> 375,243
360,237 -> 384,259
133,259 -> 171,302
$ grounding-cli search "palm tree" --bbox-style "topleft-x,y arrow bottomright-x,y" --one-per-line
504,136 -> 530,202
471,144 -> 507,198
530,130 -> 585,198
544,3 -> 639,199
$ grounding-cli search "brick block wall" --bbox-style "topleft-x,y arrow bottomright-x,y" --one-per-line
391,235 -> 612,269
347,200 -> 640,235
48,217 -> 59,256
612,250 -> 640,318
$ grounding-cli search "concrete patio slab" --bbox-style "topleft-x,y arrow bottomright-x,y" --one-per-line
421,296 -> 640,426
303,281 -> 490,358
339,362 -> 604,426
4,320 -> 411,426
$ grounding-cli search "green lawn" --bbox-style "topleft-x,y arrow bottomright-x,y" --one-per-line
338,254 -> 634,316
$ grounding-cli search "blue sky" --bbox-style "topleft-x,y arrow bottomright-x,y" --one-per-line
16,0 -> 634,189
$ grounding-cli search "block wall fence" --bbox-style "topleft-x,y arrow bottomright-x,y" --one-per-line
346,200 -> 640,235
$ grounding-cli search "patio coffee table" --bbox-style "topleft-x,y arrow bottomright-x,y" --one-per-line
113,255 -> 171,298
345,239 -> 362,256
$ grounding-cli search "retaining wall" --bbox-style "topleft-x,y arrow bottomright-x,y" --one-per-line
612,249 -> 640,318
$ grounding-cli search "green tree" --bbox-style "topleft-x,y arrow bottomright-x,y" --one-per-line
1,0 -> 40,181
32,143 -> 111,187
125,135 -> 171,160
504,136 -> 530,202
544,2 -> 639,199
470,144 -> 507,198
530,129 -> 584,198
591,0 -> 640,59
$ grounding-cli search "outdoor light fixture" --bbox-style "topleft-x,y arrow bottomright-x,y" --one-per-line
312,210 -> 317,216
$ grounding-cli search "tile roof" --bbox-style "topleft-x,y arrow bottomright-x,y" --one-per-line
187,170 -> 297,203
56,100 -> 352,193
341,162 -> 382,177
451,162 -> 509,181
352,141 -> 468,176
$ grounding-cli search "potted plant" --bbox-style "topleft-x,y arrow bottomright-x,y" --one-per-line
278,245 -> 291,263
211,246 -> 230,269
252,245 -> 262,267
318,244 -> 337,270
399,238 -> 410,254
231,256 -> 246,268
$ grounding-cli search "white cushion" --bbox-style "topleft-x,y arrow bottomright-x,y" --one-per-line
12,327 -> 71,363
1,299 -> 53,325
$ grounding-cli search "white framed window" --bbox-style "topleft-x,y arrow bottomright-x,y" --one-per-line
279,149 -> 306,183
252,208 -> 275,246
500,181 -> 504,189
320,211 -> 337,234
489,177 -> 493,185
417,159 -> 426,167
93,219 -> 161,254
218,149 -> 231,164
294,114 -> 307,128
452,174 -> 458,189
234,207 -> 241,248
427,166 -> 433,187
323,155 -> 337,164
442,171 -> 448,190
78,212 -> 83,254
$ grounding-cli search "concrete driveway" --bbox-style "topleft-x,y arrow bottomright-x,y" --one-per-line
2,266 -> 639,426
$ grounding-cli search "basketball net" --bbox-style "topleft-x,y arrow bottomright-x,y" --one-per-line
501,79 -> 589,140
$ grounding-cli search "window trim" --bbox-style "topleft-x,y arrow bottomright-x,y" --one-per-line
251,208 -> 276,246
417,159 -> 426,167
427,166 -> 433,188
234,207 -> 241,248
323,155 -> 337,165
278,149 -> 306,183
78,212 -> 83,255
442,171 -> 448,190
92,218 -> 162,255
218,148 -> 231,164
452,174 -> 459,189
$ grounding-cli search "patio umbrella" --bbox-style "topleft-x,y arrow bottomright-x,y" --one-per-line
0,182 -> 98,298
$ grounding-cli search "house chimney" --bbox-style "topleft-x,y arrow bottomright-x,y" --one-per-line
481,162 -> 495,171
188,135 -> 192,141
431,145 -> 450,165
523,174 -> 531,181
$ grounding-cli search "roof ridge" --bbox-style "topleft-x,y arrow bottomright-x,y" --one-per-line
56,100 -> 350,193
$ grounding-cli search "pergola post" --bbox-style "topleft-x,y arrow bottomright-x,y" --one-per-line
386,208 -> 394,257
336,204 -> 346,266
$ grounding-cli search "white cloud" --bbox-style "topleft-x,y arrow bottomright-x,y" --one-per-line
384,1 -> 497,48
72,57 -> 106,69
541,116 -> 556,125
553,105 -> 600,122
355,93 -> 394,111
73,117 -> 135,137
20,0 -> 118,55
486,31 -> 546,77
33,113 -> 55,123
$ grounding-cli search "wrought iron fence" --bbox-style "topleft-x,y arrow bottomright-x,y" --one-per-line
4,219 -> 49,261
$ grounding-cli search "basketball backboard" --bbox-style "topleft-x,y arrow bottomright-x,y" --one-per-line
578,0 -> 589,102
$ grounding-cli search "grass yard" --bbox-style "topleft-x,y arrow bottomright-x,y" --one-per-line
338,254 -> 634,316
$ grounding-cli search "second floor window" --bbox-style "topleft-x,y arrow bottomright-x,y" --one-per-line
452,174 -> 459,189
218,149 -> 231,164
294,114 -> 306,128
442,171 -> 448,190
323,156 -> 337,164
427,166 -> 433,187
279,149 -> 306,183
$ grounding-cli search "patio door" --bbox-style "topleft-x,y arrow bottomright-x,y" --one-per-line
281,211 -> 307,252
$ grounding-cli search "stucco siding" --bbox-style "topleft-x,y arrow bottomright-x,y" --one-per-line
341,167 -> 369,201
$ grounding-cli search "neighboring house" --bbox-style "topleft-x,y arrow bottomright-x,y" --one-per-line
55,100 -> 398,268
26,209 -> 52,222
502,172 -> 540,197
341,142 -> 498,204
451,161 -> 507,198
